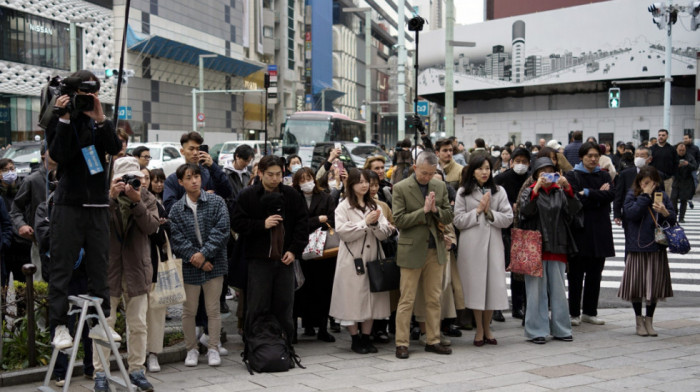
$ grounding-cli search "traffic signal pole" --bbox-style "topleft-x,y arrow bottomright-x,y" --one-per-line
663,1 -> 673,130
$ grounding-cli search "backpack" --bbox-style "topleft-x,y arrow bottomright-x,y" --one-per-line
241,313 -> 303,374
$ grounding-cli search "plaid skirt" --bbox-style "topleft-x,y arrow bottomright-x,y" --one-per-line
617,250 -> 673,302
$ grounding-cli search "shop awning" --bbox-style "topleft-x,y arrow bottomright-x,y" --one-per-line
126,25 -> 263,77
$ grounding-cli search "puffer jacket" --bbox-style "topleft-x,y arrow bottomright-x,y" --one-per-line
518,183 -> 581,256
623,190 -> 676,253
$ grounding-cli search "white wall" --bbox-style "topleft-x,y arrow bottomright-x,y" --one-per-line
455,105 -> 696,147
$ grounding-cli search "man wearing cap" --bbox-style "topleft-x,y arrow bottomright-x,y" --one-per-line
93,157 -> 160,391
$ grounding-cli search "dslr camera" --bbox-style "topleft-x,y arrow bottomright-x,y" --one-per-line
118,174 -> 141,195
51,76 -> 98,116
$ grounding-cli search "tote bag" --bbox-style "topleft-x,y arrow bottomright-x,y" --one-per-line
507,227 -> 543,278
149,233 -> 187,308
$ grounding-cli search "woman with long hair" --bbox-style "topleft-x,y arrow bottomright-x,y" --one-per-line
292,167 -> 337,343
619,166 -> 675,336
329,169 -> 393,354
453,155 -> 513,346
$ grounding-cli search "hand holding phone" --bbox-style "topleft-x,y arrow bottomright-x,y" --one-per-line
654,192 -> 663,205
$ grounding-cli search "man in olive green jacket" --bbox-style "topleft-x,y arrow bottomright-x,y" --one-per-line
392,151 -> 454,359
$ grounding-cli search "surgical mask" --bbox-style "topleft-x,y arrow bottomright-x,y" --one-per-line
291,164 -> 302,174
634,157 -> 647,168
2,170 -> 17,183
513,164 -> 528,175
491,151 -> 501,158
300,181 -> 315,193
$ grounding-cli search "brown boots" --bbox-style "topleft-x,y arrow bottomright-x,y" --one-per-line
635,316 -> 658,337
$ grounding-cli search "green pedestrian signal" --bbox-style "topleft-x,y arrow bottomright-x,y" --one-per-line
608,87 -> 620,109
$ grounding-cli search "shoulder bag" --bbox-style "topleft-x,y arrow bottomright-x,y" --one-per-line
149,232 -> 187,308
344,231 -> 401,292
507,227 -> 543,278
648,208 -> 690,254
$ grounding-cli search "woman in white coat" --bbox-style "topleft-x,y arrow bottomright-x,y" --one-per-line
330,168 -> 393,354
454,154 -> 513,346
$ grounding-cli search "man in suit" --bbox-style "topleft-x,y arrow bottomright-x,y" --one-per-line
393,152 -> 454,359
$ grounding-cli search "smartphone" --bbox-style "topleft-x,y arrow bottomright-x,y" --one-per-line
334,142 -> 342,150
654,192 -> 663,204
543,172 -> 560,183
199,144 -> 209,153
336,160 -> 344,173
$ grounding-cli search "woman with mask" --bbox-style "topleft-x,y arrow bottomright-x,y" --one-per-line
283,154 -> 302,185
292,167 -> 337,343
493,148 -> 510,176
0,158 -> 31,285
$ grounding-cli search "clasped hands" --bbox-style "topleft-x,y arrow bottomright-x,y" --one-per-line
190,252 -> 213,271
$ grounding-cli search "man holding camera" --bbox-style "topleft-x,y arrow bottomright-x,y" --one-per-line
92,157 -> 160,391
45,70 -> 123,353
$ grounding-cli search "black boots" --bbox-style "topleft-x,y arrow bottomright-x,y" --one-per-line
351,334 -> 378,354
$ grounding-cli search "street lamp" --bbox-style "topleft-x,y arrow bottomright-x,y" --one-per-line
343,7 -> 372,143
69,18 -> 94,72
198,53 -> 217,135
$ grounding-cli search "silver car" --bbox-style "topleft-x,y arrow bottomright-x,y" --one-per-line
126,142 -> 185,177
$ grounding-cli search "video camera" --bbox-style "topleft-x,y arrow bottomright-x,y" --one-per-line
50,76 -> 98,117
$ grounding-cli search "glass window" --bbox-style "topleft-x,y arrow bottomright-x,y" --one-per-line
0,6 -> 80,70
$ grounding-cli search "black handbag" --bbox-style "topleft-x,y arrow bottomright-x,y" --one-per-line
366,238 -> 401,293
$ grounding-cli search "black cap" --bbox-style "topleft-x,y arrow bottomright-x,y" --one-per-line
531,157 -> 555,180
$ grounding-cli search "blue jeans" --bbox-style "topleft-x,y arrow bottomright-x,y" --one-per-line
524,260 -> 572,339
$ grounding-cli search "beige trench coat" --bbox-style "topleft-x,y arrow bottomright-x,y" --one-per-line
329,199 -> 393,322
453,186 -> 513,311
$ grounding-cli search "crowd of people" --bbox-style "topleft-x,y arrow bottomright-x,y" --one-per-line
0,70 -> 694,391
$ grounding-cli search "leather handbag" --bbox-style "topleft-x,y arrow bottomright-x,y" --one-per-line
507,227 -> 543,278
302,222 -> 340,260
366,238 -> 401,293
321,222 -> 340,259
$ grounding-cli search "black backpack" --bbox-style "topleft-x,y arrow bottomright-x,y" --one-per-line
242,313 -> 303,374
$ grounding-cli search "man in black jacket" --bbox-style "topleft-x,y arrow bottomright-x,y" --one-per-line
45,70 -> 122,352
650,129 -> 678,194
231,155 -> 308,349
494,147 -> 531,319
565,142 -> 615,327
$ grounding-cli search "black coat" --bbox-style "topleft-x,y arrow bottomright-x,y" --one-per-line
565,168 -> 615,258
671,153 -> 698,201
518,184 -> 581,256
305,191 -> 337,233
613,167 -> 637,220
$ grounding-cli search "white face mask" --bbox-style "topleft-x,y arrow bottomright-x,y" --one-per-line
300,181 -> 315,193
291,164 -> 302,174
491,151 -> 501,158
513,163 -> 528,175
634,157 -> 647,168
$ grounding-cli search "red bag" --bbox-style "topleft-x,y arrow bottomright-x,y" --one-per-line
507,228 -> 543,278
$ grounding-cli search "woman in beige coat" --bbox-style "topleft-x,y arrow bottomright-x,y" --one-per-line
330,169 -> 393,354
454,155 -> 513,346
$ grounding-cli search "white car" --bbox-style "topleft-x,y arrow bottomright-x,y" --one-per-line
218,140 -> 273,167
126,142 -> 185,177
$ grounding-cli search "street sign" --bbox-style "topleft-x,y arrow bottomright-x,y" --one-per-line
197,121 -> 205,128
197,113 -> 205,122
118,106 -> 132,120
416,101 -> 429,116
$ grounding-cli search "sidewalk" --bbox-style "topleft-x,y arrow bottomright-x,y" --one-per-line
6,306 -> 700,391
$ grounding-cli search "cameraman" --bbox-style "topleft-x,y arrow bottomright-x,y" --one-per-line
45,70 -> 122,352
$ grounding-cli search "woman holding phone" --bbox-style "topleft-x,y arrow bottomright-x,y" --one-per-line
517,157 -> 581,344
619,166 -> 675,336
329,169 -> 393,354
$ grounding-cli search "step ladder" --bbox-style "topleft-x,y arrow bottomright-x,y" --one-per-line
39,295 -> 135,392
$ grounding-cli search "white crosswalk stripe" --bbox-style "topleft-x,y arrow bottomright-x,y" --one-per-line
504,208 -> 700,295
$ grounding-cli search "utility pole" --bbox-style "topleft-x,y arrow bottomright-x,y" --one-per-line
397,0 -> 406,141
198,54 -> 217,136
663,1 -> 673,131
445,0 -> 455,137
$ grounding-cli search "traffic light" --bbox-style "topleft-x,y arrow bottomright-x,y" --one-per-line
608,87 -> 620,109
648,3 -> 667,30
109,69 -> 135,85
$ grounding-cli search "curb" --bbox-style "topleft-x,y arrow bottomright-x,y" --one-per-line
0,343 -> 186,387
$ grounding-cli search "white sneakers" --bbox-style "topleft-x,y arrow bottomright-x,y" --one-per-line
184,349 -> 199,367
581,314 -> 605,325
570,316 -> 581,326
147,353 -> 161,373
199,333 -> 229,356
53,325 -> 73,349
88,324 -> 122,342
207,348 -> 221,367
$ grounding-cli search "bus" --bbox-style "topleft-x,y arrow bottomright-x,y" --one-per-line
281,111 -> 365,154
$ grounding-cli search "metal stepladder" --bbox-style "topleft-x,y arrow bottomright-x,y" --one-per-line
39,295 -> 135,392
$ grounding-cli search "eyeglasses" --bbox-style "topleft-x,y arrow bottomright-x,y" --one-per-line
141,155 -> 152,160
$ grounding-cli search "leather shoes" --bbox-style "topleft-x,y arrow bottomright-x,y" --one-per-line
473,339 -> 485,347
317,330 -> 336,342
492,310 -> 505,322
486,337 -> 498,345
512,308 -> 525,320
425,343 -> 452,355
395,345 -> 409,359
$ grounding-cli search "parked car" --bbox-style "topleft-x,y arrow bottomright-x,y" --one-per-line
218,140 -> 272,166
125,142 -> 185,177
343,142 -> 390,168
1,141 -> 43,179
310,142 -> 356,173
209,143 -> 224,165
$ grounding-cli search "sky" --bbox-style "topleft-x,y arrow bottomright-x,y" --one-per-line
455,0 -> 485,25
